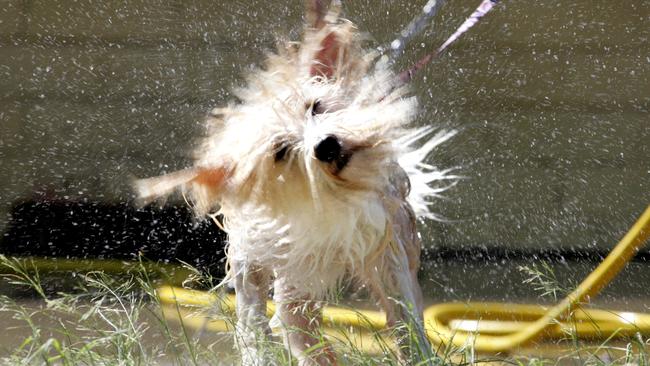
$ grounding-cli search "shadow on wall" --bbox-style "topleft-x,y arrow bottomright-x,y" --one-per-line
2,198 -> 650,272
0,198 -> 227,273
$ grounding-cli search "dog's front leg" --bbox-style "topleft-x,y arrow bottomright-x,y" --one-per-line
367,242 -> 435,364
366,205 -> 436,364
387,244 -> 434,364
273,279 -> 337,366
232,260 -> 272,366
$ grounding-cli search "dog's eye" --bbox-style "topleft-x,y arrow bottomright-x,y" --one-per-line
311,99 -> 324,116
274,143 -> 289,162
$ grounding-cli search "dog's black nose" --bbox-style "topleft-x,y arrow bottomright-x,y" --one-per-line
314,135 -> 341,163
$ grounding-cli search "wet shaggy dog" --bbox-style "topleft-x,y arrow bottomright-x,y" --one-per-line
136,1 -> 454,364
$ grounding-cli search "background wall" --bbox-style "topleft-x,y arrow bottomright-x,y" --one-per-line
1,0 -> 648,253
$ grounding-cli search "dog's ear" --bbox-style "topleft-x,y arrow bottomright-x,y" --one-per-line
191,167 -> 229,189
305,0 -> 332,30
310,31 -> 341,79
134,166 -> 230,205
305,0 -> 349,79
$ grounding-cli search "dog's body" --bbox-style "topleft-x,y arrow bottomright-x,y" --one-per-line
136,2 -> 454,364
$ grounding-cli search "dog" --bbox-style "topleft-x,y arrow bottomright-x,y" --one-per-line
135,1 -> 455,364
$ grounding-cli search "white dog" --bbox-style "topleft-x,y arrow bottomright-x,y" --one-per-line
136,1 -> 454,364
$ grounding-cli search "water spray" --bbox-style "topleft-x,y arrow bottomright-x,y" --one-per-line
397,0 -> 500,85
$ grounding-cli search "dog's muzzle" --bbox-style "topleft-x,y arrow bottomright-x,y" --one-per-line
314,135 -> 341,163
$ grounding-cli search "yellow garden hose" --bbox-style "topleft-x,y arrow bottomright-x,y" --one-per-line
0,257 -> 194,286
423,204 -> 650,352
156,285 -> 386,330
157,204 -> 650,353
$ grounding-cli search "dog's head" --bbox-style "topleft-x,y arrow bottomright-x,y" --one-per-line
136,2 -> 423,219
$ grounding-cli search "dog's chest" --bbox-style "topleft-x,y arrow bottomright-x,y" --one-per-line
224,192 -> 390,297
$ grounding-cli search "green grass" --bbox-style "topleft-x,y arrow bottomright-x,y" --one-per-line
0,255 -> 647,365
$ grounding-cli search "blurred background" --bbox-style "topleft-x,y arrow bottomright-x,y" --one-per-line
0,1 -> 648,305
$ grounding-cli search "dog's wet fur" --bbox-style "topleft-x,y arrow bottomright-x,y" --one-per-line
135,1 -> 454,364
